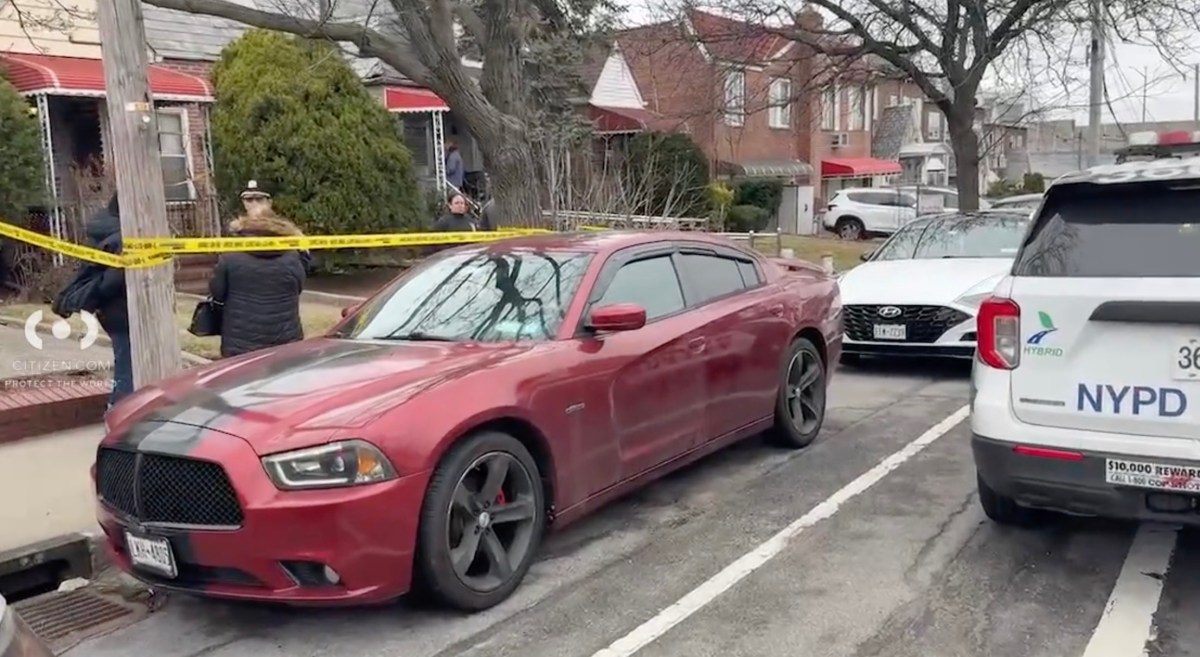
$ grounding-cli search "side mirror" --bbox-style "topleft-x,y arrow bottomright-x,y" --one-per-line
860,250 -> 873,262
586,303 -> 647,332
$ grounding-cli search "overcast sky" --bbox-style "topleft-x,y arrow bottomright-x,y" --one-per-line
616,1 -> 1199,128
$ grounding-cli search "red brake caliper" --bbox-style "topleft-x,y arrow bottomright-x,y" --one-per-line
495,489 -> 507,505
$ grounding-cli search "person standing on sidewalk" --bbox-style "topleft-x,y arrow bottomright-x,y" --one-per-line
209,198 -> 307,359
81,193 -> 133,411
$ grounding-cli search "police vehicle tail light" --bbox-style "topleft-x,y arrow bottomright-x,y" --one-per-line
977,296 -> 1020,370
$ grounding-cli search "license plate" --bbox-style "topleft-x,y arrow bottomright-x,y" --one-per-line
873,324 -> 906,340
125,532 -> 177,578
1105,458 -> 1200,493
1173,338 -> 1200,381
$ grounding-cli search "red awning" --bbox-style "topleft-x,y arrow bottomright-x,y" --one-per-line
0,53 -> 213,101
590,105 -> 657,133
384,86 -> 449,113
821,157 -> 902,177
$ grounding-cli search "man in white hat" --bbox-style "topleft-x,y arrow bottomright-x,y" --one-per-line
240,180 -> 272,217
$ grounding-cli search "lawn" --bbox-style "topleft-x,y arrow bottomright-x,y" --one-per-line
1,299 -> 345,361
744,233 -> 875,272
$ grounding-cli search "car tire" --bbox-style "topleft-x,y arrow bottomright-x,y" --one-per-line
415,430 -> 546,612
767,337 -> 827,449
976,471 -> 1041,527
835,217 -> 865,240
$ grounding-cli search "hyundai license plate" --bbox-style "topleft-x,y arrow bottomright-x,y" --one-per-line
873,324 -> 906,340
125,532 -> 177,578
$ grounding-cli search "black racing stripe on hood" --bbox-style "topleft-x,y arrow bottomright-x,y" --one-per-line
123,340 -> 399,442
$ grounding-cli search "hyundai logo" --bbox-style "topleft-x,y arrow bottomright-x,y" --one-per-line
878,306 -> 903,318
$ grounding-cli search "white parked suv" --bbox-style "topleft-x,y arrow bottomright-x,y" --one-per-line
971,150 -> 1200,527
822,188 -> 917,239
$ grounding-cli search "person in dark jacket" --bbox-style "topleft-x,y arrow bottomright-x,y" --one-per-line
445,139 -> 465,191
208,208 -> 307,358
432,193 -> 478,232
83,194 -> 133,410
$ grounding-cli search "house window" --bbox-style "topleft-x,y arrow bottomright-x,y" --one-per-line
821,86 -> 835,130
769,78 -> 791,129
156,108 -> 193,202
925,112 -> 940,140
849,86 -> 864,130
724,69 -> 745,126
401,115 -> 430,168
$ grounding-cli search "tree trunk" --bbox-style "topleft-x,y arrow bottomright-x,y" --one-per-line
947,109 -> 981,211
472,121 -> 543,229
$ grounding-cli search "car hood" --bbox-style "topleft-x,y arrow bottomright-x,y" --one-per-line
838,258 -> 1012,306
106,338 -> 542,455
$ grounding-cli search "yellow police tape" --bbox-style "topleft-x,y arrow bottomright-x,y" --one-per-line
0,220 -> 609,269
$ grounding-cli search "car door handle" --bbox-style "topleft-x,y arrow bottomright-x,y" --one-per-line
769,303 -> 784,317
688,337 -> 707,354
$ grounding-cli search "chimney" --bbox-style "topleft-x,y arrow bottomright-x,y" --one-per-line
794,5 -> 823,32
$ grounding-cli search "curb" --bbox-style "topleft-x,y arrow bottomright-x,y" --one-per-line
0,532 -> 94,600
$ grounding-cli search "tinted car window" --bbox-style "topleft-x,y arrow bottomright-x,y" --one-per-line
596,255 -> 685,320
678,253 -> 746,304
872,213 -> 1027,260
848,191 -> 890,206
737,260 -> 761,286
1013,183 -> 1200,277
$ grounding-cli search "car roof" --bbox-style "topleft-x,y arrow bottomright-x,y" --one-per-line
1050,155 -> 1200,188
443,229 -> 753,257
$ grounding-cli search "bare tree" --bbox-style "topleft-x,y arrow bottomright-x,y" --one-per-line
673,0 -> 1200,209
139,0 -> 618,225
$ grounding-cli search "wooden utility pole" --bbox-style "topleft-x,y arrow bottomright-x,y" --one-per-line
96,0 -> 182,388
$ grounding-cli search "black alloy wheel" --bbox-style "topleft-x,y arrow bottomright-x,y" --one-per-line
768,337 -> 827,448
417,431 -> 545,611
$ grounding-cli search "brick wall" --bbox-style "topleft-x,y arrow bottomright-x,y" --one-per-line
619,26 -> 813,182
0,385 -> 108,445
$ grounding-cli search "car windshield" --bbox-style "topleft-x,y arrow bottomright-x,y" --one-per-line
334,249 -> 593,342
870,213 -> 1028,261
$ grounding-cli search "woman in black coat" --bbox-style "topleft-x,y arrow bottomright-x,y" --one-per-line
208,209 -> 307,358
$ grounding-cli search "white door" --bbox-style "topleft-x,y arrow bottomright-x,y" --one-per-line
795,185 -> 815,235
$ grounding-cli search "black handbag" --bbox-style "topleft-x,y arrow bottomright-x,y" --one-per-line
188,297 -> 223,336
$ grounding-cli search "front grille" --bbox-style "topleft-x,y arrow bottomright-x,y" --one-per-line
843,304 -> 972,343
96,447 -> 244,527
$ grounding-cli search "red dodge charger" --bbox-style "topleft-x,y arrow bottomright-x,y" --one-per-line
94,230 -> 843,611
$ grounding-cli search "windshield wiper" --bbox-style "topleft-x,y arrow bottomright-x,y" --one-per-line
378,331 -> 458,342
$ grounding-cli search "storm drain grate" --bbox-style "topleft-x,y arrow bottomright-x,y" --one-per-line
13,589 -> 138,652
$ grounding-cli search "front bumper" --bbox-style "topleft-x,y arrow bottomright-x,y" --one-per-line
842,340 -> 975,359
95,431 -> 431,606
973,434 -> 1200,525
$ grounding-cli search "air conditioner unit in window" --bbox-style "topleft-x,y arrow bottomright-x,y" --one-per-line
830,132 -> 849,147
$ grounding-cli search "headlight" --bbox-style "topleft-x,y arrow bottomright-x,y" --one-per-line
261,440 -> 398,490
954,291 -> 991,310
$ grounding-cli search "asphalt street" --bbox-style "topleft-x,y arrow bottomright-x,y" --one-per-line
67,359 -> 1197,657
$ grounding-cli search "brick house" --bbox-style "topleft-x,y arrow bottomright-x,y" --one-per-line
616,8 -> 901,233
0,4 -> 219,242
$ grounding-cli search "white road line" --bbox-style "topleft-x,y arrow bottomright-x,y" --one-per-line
591,404 -> 971,657
1081,523 -> 1179,657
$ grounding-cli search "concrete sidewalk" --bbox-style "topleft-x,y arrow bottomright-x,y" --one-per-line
0,424 -> 103,554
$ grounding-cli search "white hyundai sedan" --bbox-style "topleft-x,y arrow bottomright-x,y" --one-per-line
837,209 -> 1031,362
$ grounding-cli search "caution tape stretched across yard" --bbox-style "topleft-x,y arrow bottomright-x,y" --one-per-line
0,219 -> 606,269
